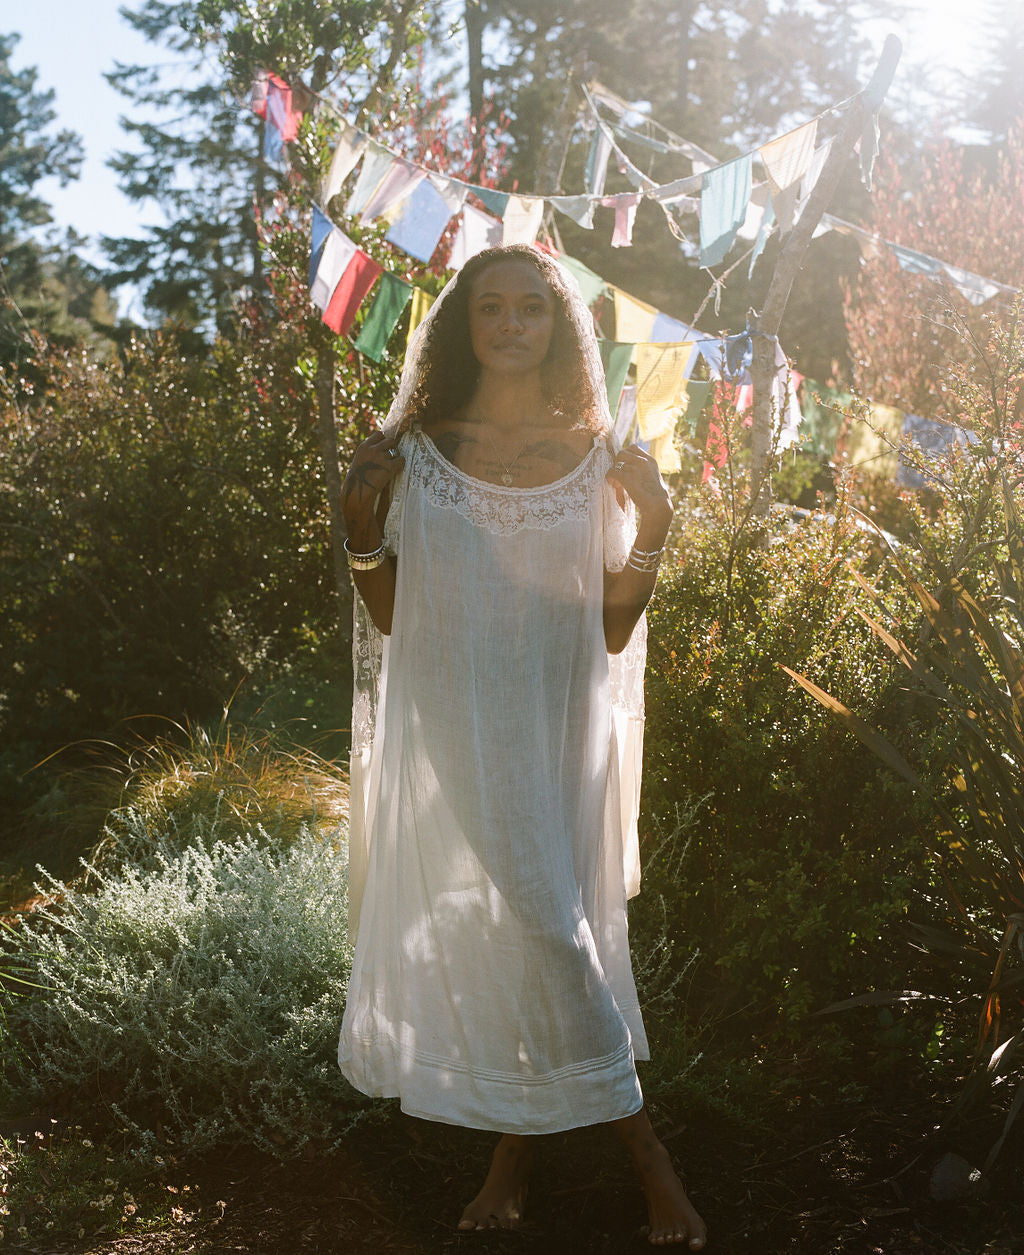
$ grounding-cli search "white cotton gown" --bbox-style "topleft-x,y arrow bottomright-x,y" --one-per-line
338,429 -> 650,1134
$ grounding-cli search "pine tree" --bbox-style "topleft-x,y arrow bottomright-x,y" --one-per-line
102,1 -> 432,335
0,33 -> 90,363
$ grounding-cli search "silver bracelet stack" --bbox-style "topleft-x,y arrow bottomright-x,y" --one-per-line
344,537 -> 388,571
625,543 -> 664,574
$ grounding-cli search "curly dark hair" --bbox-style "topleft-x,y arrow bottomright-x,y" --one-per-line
402,245 -> 604,433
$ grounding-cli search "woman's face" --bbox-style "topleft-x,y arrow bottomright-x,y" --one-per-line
467,259 -> 556,377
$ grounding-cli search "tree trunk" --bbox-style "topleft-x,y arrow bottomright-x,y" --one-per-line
465,0 -> 485,124
749,34 -> 902,519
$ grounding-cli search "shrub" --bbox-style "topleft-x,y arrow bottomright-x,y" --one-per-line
638,473 -> 940,1047
1,820 -> 364,1155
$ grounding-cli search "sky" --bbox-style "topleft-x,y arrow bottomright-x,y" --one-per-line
5,1 -> 989,283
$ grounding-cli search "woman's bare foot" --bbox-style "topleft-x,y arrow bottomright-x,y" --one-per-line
612,1109 -> 707,1249
457,1133 -> 533,1232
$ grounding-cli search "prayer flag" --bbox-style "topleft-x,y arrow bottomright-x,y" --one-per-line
612,288 -> 658,343
449,204 -> 502,269
650,313 -> 698,357
800,380 -> 851,458
250,71 -> 269,117
599,341 -> 635,417
385,179 -> 454,262
266,73 -> 302,143
310,228 -> 357,312
427,172 -> 469,215
605,193 -> 641,248
891,244 -> 943,276
502,195 -> 545,246
557,256 -> 606,307
323,250 -> 382,336
613,384 -> 638,446
359,158 -> 424,224
941,262 -> 1005,305
636,343 -> 697,440
681,380 -> 711,435
759,120 -> 817,197
407,288 -> 435,342
846,403 -> 902,478
585,127 -> 612,197
345,143 -> 396,218
549,195 -> 596,230
472,186 -> 510,217
355,272 -> 414,361
699,154 -> 752,268
323,126 -> 368,203
310,205 -> 334,288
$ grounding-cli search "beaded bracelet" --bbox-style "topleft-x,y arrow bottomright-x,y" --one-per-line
344,537 -> 388,571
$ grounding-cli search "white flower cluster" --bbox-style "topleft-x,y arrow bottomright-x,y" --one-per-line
2,823 -> 363,1155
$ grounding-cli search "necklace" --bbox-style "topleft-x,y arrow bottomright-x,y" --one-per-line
483,429 -> 529,486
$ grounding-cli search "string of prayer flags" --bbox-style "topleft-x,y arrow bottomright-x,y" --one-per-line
252,71 -> 303,163
502,195 -> 545,246
354,272 -> 414,361
323,126 -> 368,203
449,204 -> 503,269
310,227 -> 357,312
585,127 -> 613,197
323,250 -> 382,336
700,154 -> 752,267
613,288 -> 658,343
599,341 -> 636,417
407,287 -> 435,342
385,179 -> 453,263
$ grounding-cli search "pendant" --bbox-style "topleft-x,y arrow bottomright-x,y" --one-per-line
501,472 -> 513,486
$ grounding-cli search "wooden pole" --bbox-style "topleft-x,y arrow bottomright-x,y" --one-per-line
749,34 -> 902,518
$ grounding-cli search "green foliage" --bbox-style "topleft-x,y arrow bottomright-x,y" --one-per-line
1,822 -> 363,1156
639,467 -> 932,1042
786,300 -> 1024,1162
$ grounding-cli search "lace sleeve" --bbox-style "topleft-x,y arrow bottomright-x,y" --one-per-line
601,451 -> 638,572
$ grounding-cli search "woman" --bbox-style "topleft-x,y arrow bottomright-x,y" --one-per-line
337,244 -> 706,1250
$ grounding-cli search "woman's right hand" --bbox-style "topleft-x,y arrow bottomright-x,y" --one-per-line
341,432 -> 405,540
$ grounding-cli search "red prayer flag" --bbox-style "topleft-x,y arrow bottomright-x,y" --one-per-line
323,251 -> 383,336
266,72 -> 302,143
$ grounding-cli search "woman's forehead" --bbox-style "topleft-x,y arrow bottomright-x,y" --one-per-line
469,259 -> 553,301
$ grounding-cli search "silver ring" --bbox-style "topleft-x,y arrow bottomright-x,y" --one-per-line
387,447 -> 399,459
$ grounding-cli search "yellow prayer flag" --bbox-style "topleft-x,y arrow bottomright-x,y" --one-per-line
846,403 -> 902,479
407,288 -> 435,344
635,342 -> 695,440
612,288 -> 658,343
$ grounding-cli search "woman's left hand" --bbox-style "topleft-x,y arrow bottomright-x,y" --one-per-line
606,444 -> 673,539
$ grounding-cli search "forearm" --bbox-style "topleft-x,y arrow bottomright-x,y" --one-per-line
603,512 -> 670,654
345,513 -> 397,635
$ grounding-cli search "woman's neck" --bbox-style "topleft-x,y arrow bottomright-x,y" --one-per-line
465,371 -> 549,430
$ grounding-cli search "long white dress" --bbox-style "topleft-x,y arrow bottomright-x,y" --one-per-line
338,427 -> 650,1134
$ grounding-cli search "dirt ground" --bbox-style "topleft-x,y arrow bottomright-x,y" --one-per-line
16,1088 -> 1022,1255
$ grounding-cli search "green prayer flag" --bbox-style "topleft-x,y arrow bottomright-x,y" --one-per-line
681,380 -> 711,435
800,379 -> 852,458
558,255 -> 608,307
354,272 -> 414,362
599,340 -> 635,417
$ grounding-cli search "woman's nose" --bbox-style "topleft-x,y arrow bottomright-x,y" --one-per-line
501,309 -> 524,333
